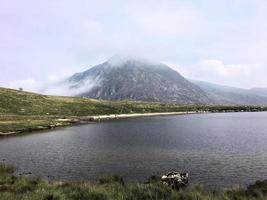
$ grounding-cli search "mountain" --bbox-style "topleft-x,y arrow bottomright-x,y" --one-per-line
191,80 -> 267,105
53,56 -> 267,105
249,88 -> 267,98
67,56 -> 211,104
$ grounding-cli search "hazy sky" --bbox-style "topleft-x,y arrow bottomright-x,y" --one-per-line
1,0 -> 267,92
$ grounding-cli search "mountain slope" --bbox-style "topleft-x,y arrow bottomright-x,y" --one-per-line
250,88 -> 267,98
68,56 -> 211,104
191,80 -> 267,105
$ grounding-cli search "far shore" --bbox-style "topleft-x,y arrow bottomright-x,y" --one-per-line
0,110 -> 266,136
87,111 -> 199,120
0,111 -> 201,136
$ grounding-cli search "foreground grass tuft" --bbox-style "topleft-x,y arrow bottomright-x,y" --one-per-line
0,164 -> 14,174
0,163 -> 266,200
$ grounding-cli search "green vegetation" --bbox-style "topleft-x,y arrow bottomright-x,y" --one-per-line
0,87 -> 198,116
0,87 -> 266,134
0,163 -> 266,200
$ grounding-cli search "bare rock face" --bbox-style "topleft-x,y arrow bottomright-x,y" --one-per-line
67,56 -> 211,104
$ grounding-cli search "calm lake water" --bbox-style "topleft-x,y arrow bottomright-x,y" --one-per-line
0,112 -> 267,189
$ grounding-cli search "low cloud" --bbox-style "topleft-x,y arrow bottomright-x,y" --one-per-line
170,59 -> 267,89
198,60 -> 251,77
42,74 -> 101,97
7,75 -> 71,96
7,78 -> 40,93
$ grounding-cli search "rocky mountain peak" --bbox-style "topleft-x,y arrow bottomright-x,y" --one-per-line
66,56 -> 211,104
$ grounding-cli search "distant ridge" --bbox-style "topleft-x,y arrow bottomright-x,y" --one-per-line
191,80 -> 267,105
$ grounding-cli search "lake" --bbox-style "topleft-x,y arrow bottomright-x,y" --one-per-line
0,112 -> 267,189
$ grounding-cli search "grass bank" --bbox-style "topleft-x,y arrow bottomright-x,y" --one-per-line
1,87 -> 266,135
0,163 -> 266,200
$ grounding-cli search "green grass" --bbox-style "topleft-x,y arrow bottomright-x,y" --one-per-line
0,87 -> 266,134
0,87 -> 193,116
0,163 -> 266,200
1,87 -> 266,116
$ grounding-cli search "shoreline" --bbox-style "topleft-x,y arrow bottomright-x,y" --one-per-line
1,87 -> 266,136
86,111 -> 199,120
0,110 -> 265,136
0,163 -> 266,199
0,111 -> 200,136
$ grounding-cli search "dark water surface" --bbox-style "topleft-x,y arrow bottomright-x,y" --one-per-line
0,112 -> 267,188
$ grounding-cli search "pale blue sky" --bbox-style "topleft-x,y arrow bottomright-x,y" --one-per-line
0,0 -> 266,92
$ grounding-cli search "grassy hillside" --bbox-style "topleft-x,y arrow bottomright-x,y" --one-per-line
1,87 -> 266,116
0,163 -> 266,200
0,87 -> 266,134
0,87 -> 200,116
